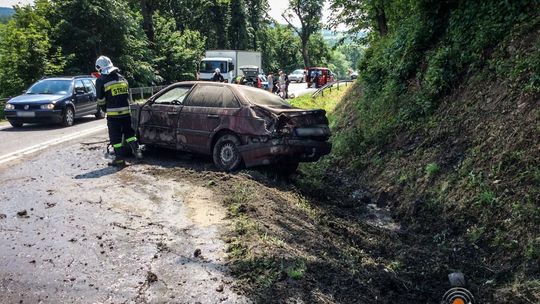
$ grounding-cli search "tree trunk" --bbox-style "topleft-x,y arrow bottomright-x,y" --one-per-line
301,38 -> 310,68
140,0 -> 154,43
375,6 -> 388,36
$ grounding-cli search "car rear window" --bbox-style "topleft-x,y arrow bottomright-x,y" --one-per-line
237,86 -> 292,109
185,85 -> 240,108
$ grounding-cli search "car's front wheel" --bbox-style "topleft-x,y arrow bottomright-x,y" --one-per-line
62,106 -> 74,127
9,121 -> 23,128
213,134 -> 243,172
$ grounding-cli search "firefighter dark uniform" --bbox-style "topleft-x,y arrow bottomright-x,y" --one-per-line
95,60 -> 141,166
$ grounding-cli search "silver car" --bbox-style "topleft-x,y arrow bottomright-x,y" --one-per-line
288,69 -> 305,83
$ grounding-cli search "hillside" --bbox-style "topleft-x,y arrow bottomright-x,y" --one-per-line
0,7 -> 14,17
294,2 -> 540,303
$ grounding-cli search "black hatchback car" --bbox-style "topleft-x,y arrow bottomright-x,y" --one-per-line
3,76 -> 105,127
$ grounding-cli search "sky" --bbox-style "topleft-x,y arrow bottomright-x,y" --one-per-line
0,0 -> 335,29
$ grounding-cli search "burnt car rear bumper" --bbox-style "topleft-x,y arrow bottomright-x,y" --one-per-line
238,138 -> 331,167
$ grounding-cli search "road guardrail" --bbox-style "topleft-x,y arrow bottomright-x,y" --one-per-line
311,80 -> 354,98
0,98 -> 8,120
129,85 -> 167,102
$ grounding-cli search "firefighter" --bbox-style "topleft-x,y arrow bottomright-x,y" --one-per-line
211,68 -> 225,82
95,55 -> 142,167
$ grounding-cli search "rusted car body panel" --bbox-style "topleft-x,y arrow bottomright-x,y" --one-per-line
132,81 -> 331,169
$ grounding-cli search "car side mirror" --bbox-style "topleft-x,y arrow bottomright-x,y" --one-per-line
22,90 -> 27,94
75,88 -> 85,95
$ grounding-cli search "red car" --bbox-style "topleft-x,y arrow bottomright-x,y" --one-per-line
306,67 -> 335,88
131,81 -> 332,172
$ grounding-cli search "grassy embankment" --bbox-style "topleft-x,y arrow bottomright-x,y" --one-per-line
296,2 -> 540,303
223,2 -> 539,303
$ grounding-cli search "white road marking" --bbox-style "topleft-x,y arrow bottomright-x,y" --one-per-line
0,125 -> 107,165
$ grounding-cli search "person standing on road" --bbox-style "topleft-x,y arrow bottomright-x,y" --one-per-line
267,72 -> 274,93
212,68 -> 225,82
278,70 -> 287,98
284,72 -> 291,99
95,55 -> 142,167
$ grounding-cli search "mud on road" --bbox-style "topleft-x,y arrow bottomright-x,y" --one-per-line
0,134 -> 250,304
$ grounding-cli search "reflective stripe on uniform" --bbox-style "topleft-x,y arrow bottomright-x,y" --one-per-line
107,110 -> 130,116
104,80 -> 128,96
126,136 -> 137,143
107,106 -> 130,112
107,106 -> 130,116
97,98 -> 106,105
113,143 -> 123,148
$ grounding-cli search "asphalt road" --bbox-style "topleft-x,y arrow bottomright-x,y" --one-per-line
0,128 -> 249,303
0,117 -> 107,167
284,82 -> 317,98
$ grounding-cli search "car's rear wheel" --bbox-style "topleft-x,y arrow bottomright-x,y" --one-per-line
213,134 -> 242,172
95,107 -> 105,119
62,106 -> 74,127
9,121 -> 23,128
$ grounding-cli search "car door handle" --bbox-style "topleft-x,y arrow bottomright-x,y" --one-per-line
207,114 -> 219,119
167,112 -> 177,115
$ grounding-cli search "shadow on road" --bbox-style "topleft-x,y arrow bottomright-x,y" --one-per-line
0,117 -> 99,132
74,165 -> 123,179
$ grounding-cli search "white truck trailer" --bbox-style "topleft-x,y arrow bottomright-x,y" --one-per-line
198,50 -> 262,83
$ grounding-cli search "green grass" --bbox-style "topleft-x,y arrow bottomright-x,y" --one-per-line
286,260 -> 306,280
425,163 -> 440,178
288,84 -> 350,123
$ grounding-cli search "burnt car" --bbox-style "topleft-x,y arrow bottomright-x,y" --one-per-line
131,81 -> 331,172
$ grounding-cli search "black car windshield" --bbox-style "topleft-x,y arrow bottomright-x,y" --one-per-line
238,86 -> 292,109
27,80 -> 72,95
200,60 -> 228,73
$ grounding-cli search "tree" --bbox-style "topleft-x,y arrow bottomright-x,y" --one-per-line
329,0 -> 390,36
282,0 -> 323,68
152,13 -> 206,83
228,0 -> 249,50
260,23 -> 302,73
0,1 -> 65,97
245,0 -> 268,50
49,0 -> 155,86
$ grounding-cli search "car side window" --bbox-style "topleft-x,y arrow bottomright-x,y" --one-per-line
185,85 -> 239,108
82,79 -> 95,94
153,86 -> 192,105
74,80 -> 86,93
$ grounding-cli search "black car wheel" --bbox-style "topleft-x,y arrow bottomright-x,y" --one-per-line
213,134 -> 242,172
95,107 -> 105,119
9,121 -> 23,128
62,106 -> 75,127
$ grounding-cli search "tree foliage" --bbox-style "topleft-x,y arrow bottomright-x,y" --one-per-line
0,1 -> 65,97
0,0 -> 357,97
282,0 -> 324,68
153,13 -> 206,82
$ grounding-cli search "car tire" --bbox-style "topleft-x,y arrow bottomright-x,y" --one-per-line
62,106 -> 75,127
9,121 -> 23,128
213,134 -> 243,172
95,107 -> 105,119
